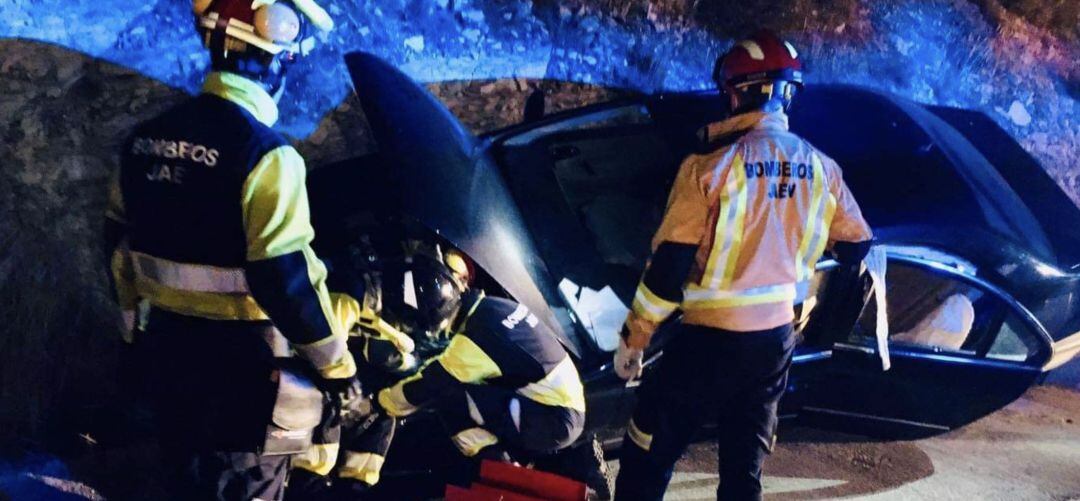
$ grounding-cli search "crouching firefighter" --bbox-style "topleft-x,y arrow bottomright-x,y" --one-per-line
375,255 -> 587,465
287,269 -> 419,498
611,30 -> 874,500
103,1 -> 354,499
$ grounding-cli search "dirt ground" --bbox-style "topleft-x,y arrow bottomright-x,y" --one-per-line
642,385 -> 1080,501
3,385 -> 1079,500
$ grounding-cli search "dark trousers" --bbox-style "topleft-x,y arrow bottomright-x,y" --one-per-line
437,384 -> 585,460
144,309 -> 289,501
614,323 -> 795,501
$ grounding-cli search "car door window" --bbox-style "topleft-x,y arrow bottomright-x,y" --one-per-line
849,260 -> 1041,363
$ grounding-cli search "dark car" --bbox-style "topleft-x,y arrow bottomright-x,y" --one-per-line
307,52 -> 1080,493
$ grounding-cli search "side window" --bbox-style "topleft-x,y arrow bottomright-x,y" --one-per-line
851,261 -> 1039,363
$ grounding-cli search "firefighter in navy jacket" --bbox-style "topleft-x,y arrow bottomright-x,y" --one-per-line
104,1 -> 353,499
375,255 -> 587,462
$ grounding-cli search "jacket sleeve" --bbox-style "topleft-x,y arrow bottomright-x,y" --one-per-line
377,334 -> 501,417
622,154 -> 711,350
241,145 -> 355,380
105,168 -> 138,342
331,292 -> 417,373
823,155 -> 873,244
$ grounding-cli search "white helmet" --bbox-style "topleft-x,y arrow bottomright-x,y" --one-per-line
192,0 -> 334,57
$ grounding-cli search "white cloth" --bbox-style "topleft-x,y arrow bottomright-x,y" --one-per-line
864,246 -> 891,371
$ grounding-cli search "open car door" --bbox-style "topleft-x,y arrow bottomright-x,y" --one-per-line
796,247 -> 1053,436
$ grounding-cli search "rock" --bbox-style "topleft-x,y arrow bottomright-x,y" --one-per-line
1006,100 -> 1032,127
581,16 -> 602,32
463,28 -> 482,42
461,9 -> 485,23
404,35 -> 425,52
894,37 -> 914,56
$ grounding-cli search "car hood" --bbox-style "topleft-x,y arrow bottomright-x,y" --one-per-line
343,52 -> 576,354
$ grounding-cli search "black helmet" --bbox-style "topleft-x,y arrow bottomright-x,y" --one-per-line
379,255 -> 466,352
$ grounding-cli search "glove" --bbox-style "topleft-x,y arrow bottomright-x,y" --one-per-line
363,335 -> 419,374
614,338 -> 644,381
322,378 -> 373,428
355,312 -> 416,355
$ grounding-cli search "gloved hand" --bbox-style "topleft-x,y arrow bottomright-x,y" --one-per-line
325,378 -> 373,428
614,338 -> 644,381
354,312 -> 416,354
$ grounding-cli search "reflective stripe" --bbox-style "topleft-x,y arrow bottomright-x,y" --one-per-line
438,335 -> 502,383
683,282 -> 800,308
795,155 -> 832,281
294,335 -> 349,374
378,383 -> 419,417
631,284 -> 679,323
292,442 -> 340,476
466,391 -> 485,425
339,452 -> 385,485
516,356 -> 586,412
131,252 -> 250,294
627,418 -> 652,451
134,277 -> 269,321
451,427 -> 499,457
702,153 -> 750,289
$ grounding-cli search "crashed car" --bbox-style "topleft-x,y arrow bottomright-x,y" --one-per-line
306,52 -> 1080,494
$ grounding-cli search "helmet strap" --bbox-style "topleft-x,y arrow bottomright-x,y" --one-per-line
728,80 -> 797,115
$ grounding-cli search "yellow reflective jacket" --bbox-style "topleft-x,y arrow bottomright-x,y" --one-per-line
105,72 -> 354,379
625,110 -> 872,348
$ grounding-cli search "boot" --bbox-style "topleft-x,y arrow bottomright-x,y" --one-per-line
284,469 -> 334,500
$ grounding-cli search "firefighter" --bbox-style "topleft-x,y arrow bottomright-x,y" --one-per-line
103,1 -> 355,499
375,254 -> 587,464
611,30 -> 874,500
287,267 -> 417,499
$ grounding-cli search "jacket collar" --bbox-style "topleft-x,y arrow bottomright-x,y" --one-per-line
703,109 -> 789,145
450,289 -> 486,334
201,72 -> 279,127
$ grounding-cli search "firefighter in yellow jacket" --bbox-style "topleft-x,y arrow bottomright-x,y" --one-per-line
104,1 -> 355,499
612,30 -> 873,500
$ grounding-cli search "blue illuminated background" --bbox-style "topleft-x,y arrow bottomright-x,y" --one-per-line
1,0 -> 1074,186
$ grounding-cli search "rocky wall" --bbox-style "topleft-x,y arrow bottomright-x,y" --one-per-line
0,0 -> 1077,439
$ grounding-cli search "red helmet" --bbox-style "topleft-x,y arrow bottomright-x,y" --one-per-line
714,30 -> 803,89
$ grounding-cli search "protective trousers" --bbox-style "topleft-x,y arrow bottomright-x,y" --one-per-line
299,405 -> 396,487
437,384 -> 584,461
614,323 -> 795,501
143,308 -> 290,501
